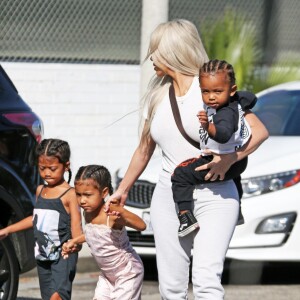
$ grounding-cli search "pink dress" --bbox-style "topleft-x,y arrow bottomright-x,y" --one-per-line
85,220 -> 144,300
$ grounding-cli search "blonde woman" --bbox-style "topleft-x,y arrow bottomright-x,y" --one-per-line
107,19 -> 268,299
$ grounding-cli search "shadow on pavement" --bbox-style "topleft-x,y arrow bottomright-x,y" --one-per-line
142,257 -> 300,285
222,260 -> 300,285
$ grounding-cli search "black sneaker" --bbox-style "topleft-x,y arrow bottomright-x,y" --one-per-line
178,211 -> 199,237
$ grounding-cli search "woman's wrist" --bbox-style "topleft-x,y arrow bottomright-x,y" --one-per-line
222,152 -> 238,165
235,147 -> 249,162
117,187 -> 128,196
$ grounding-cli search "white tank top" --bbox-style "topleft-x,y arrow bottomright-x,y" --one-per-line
150,77 -> 201,173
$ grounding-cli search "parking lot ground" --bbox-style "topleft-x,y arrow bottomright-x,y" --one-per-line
17,270 -> 300,300
17,257 -> 300,299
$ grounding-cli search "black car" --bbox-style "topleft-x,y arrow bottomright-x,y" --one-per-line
0,65 -> 43,300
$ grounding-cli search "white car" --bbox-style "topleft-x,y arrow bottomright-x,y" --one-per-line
116,81 -> 300,263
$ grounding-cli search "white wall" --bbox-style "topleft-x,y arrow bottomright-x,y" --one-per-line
2,62 -> 141,184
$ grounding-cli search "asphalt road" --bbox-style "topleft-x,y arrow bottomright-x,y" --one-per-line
17,257 -> 300,300
16,272 -> 300,300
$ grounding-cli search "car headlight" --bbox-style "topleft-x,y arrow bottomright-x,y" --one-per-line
241,169 -> 300,198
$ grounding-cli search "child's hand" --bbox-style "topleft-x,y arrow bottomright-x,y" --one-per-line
0,228 -> 9,240
109,203 -> 123,216
197,110 -> 209,130
62,241 -> 72,259
62,240 -> 81,259
61,249 -> 69,259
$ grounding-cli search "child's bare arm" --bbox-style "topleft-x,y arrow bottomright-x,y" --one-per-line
110,204 -> 146,231
68,189 -> 83,239
63,189 -> 83,254
63,234 -> 86,249
0,216 -> 33,240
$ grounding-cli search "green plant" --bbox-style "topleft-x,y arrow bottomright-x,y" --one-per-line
251,59 -> 300,93
200,10 -> 300,93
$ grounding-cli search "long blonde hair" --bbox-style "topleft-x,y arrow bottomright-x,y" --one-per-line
140,19 -> 209,145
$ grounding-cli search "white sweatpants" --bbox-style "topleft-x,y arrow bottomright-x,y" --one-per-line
150,170 -> 239,300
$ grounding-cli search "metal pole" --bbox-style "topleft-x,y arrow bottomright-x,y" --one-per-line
140,0 -> 169,100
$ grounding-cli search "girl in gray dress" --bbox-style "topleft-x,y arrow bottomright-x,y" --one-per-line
0,138 -> 82,300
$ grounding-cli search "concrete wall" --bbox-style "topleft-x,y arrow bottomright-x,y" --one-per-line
2,62 -> 141,184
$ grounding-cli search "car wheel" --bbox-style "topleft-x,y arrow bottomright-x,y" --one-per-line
0,235 -> 19,300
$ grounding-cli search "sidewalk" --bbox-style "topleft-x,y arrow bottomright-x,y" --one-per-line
18,269 -> 300,300
17,255 -> 300,300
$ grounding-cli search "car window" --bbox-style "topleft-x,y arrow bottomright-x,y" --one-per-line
253,90 -> 300,136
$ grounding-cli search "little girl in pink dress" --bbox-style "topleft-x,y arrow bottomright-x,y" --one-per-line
62,165 -> 146,300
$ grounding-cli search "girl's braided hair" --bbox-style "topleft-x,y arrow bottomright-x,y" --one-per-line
36,138 -> 72,183
75,165 -> 113,195
199,59 -> 236,85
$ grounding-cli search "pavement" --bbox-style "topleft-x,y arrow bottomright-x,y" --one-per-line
17,255 -> 300,300
17,273 -> 300,300
17,272 -> 300,300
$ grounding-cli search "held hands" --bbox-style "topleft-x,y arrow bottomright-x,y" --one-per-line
61,239 -> 81,259
197,110 -> 209,130
195,151 -> 237,181
104,189 -> 128,216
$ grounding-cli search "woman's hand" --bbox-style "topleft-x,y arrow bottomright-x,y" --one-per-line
195,111 -> 269,181
195,151 -> 237,181
104,189 -> 128,215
